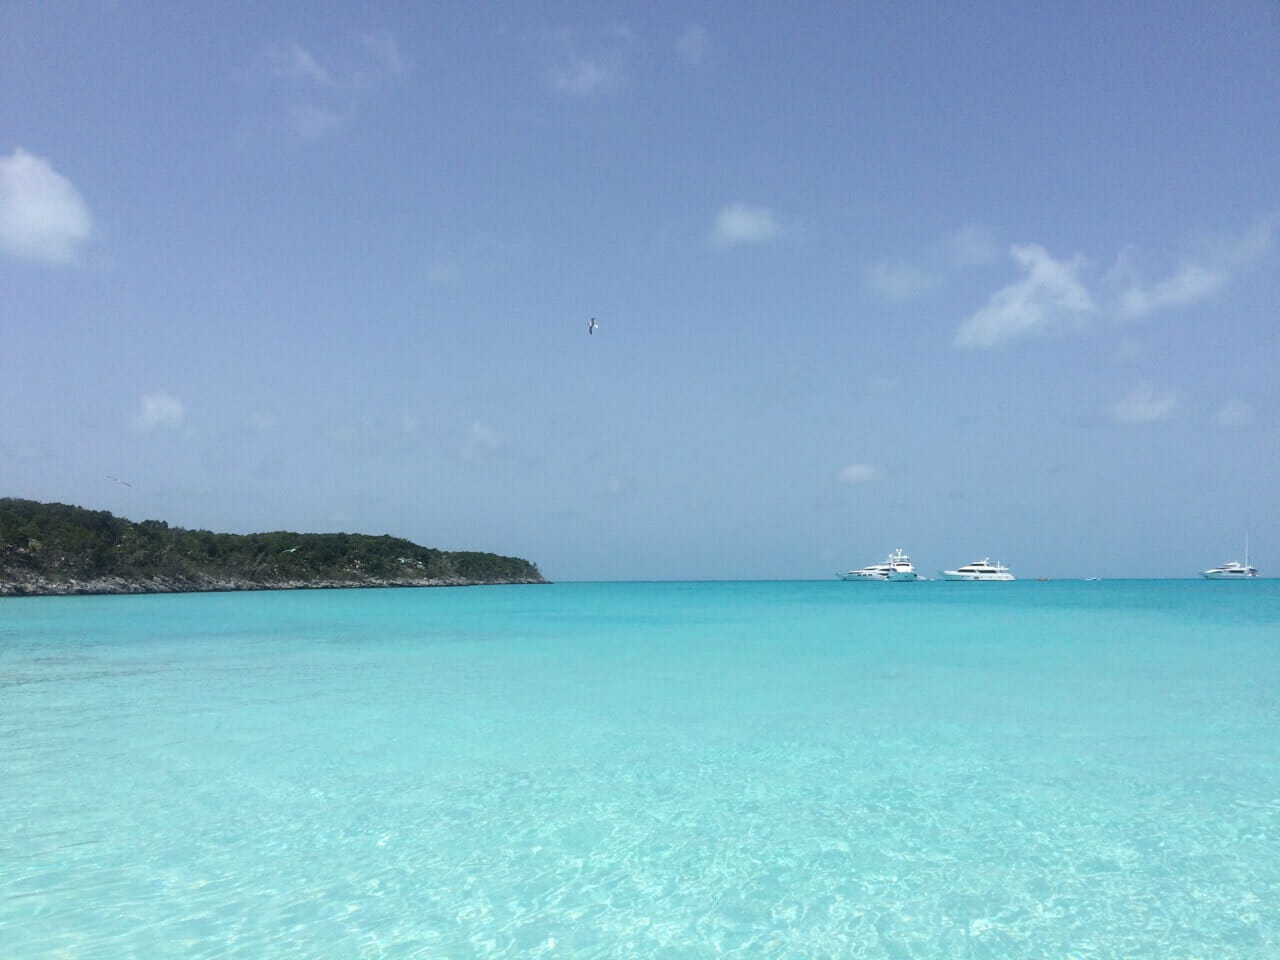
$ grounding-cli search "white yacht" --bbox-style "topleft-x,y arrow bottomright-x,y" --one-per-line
1202,561 -> 1258,579
1202,537 -> 1259,579
940,558 -> 1015,581
839,548 -> 918,581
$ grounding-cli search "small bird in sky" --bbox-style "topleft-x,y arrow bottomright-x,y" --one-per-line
588,317 -> 598,335
106,475 -> 133,487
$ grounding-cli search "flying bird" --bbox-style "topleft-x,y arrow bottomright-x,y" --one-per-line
106,475 -> 133,487
588,317 -> 598,335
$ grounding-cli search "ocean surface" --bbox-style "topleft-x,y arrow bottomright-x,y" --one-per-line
2,580 -> 1278,958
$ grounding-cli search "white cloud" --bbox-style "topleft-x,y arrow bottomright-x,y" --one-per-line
0,148 -> 93,265
944,223 -> 1000,266
864,223 -> 998,303
1110,218 -> 1276,320
550,56 -> 622,96
470,422 -> 501,448
357,31 -> 410,83
838,463 -> 879,484
1213,399 -> 1253,429
676,26 -> 709,65
711,202 -> 779,247
427,260 -> 459,287
1109,383 -> 1178,424
545,27 -> 629,97
955,244 -> 1095,348
461,421 -> 505,461
132,393 -> 186,433
1116,260 -> 1225,318
865,259 -> 935,301
250,33 -> 409,141
259,40 -> 334,86
287,104 -> 351,141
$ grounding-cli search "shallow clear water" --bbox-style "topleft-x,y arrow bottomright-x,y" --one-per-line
2,580 -> 1278,958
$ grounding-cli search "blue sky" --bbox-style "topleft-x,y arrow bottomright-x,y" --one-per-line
3,1 -> 1278,580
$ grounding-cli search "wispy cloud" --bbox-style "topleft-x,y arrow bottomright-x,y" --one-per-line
1109,382 -> 1178,424
427,260 -> 460,287
1110,218 -> 1275,319
356,31 -> 410,83
711,202 -> 779,247
864,223 -> 999,302
286,104 -> 352,140
544,26 -> 630,97
0,148 -> 93,265
865,260 -> 936,301
955,245 -> 1095,348
259,39 -> 334,86
1212,399 -> 1253,429
1113,256 -> 1225,319
132,392 -> 186,433
461,421 -> 505,461
838,463 -> 879,484
248,32 -> 409,141
944,223 -> 1001,266
676,26 -> 709,65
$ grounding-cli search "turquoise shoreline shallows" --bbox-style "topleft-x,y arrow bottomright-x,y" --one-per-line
3,580 -> 1278,958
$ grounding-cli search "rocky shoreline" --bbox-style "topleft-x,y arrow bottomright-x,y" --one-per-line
0,572 -> 547,597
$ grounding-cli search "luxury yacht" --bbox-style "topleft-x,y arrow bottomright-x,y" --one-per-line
1198,560 -> 1259,583
940,558 -> 1015,581
1202,561 -> 1258,579
1202,537 -> 1259,579
839,548 -> 918,581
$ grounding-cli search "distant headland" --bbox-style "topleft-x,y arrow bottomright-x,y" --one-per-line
0,498 -> 547,597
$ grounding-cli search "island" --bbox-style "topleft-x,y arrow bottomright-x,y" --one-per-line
0,498 -> 547,596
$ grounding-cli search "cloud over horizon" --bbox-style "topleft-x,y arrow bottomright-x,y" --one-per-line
955,245 -> 1095,348
711,202 -> 779,247
0,148 -> 93,265
864,223 -> 1000,303
838,463 -> 879,484
1212,399 -> 1253,429
1109,382 -> 1179,424
1109,218 -> 1275,319
544,26 -> 630,97
132,393 -> 186,433
865,260 -> 936,301
250,32 -> 409,140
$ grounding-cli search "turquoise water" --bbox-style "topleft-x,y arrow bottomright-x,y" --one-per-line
2,580 -> 1278,958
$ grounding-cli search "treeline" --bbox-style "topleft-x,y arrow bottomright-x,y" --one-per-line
0,498 -> 545,590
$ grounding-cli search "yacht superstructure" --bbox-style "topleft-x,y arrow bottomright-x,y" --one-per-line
840,548 -> 918,581
940,558 -> 1015,581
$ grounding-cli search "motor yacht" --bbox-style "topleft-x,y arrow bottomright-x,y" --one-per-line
940,558 -> 1015,581
1202,537 -> 1259,579
839,548 -> 918,581
1202,561 -> 1258,578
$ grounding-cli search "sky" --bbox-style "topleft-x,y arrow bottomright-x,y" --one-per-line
3,1 -> 1278,581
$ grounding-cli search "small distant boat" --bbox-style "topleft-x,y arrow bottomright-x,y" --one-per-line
839,548 -> 918,581
1202,537 -> 1259,579
940,558 -> 1015,581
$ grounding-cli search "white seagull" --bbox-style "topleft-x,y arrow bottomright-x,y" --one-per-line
588,317 -> 598,335
106,475 -> 133,487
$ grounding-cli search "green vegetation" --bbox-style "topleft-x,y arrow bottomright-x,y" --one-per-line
0,498 -> 545,595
